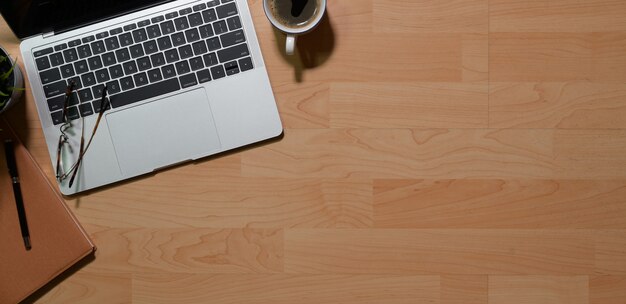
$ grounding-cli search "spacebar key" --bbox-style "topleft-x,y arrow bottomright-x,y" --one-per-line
109,78 -> 181,108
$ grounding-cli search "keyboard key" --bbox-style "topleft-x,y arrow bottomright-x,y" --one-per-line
88,56 -> 103,70
224,60 -> 239,75
217,43 -> 249,63
54,43 -> 67,51
51,111 -> 64,125
67,106 -> 80,121
132,28 -> 148,43
116,48 -> 131,62
146,25 -> 162,39
110,77 -> 180,108
161,64 -> 177,79
179,7 -> 192,15
66,76 -> 83,89
68,39 -> 82,47
119,33 -> 134,47
220,29 -> 245,47
189,56 -> 204,71
147,68 -> 163,82
63,48 -> 79,62
193,3 -> 207,12
157,36 -> 173,50
213,20 -> 228,35
151,15 -> 165,23
216,2 -> 238,19
49,53 -> 65,67
174,17 -> 190,31
47,95 -> 66,112
203,52 -> 219,66
81,72 -> 97,87
124,24 -> 137,31
96,31 -> 109,39
110,27 -> 123,35
82,35 -> 96,43
192,41 -> 208,55
199,24 -> 214,38
185,28 -> 200,42
74,60 -> 89,74
226,16 -> 242,30
36,57 -> 51,70
171,32 -> 186,47
137,19 -> 151,27
129,44 -> 145,58
109,64 -> 124,80
202,9 -> 217,23
239,57 -> 253,71
95,68 -> 111,83
60,64 -> 75,78
92,84 -> 105,98
78,88 -> 94,102
105,36 -> 120,51
106,80 -> 122,94
165,12 -> 179,19
39,68 -> 61,84
150,53 -> 166,67
210,65 -> 225,80
137,57 -> 152,71
179,73 -> 197,88
133,72 -> 149,86
34,47 -> 54,58
160,20 -> 176,35
77,45 -> 92,58
102,52 -> 117,66
188,12 -> 203,27
143,40 -> 158,55
165,49 -> 180,63
120,76 -> 135,90
175,60 -> 191,75
178,45 -> 194,59
207,37 -> 221,51
68,92 -> 80,106
43,80 -> 67,98
91,41 -> 106,55
196,69 -> 211,83
206,0 -> 220,8
92,97 -> 111,113
123,61 -> 138,75
79,103 -> 94,117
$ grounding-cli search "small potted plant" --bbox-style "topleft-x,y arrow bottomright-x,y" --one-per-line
0,46 -> 24,115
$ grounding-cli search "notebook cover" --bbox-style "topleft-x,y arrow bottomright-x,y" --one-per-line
0,118 -> 96,304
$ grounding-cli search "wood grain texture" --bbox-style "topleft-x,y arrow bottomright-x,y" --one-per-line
284,229 -> 595,275
373,179 -> 626,228
133,274 -> 439,304
0,0 -> 625,302
489,276 -> 589,304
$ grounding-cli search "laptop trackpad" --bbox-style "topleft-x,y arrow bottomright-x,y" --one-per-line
106,88 -> 221,176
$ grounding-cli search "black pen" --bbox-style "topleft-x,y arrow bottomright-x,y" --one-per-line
4,140 -> 31,250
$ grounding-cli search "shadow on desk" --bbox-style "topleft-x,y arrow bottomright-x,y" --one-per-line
273,13 -> 335,82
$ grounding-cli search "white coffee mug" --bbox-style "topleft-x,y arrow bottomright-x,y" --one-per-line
263,0 -> 327,55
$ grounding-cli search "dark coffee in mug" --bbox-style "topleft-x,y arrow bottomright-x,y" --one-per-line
268,0 -> 322,29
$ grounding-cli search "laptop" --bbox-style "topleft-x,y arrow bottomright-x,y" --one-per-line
1,0 -> 283,195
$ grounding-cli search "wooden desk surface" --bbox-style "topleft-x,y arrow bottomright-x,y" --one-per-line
2,0 -> 626,303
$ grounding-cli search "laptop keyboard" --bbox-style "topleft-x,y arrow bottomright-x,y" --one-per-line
33,0 -> 254,125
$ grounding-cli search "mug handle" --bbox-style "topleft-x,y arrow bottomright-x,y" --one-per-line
286,34 -> 297,55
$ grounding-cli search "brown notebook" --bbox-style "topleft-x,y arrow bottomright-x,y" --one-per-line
0,119 -> 96,304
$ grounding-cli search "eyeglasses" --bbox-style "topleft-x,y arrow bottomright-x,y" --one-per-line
56,82 -> 111,188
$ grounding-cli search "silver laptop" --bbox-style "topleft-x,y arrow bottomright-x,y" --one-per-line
1,0 -> 282,195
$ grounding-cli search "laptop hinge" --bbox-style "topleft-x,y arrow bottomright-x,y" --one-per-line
42,30 -> 54,39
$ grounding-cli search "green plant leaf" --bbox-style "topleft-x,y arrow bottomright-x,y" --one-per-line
0,90 -> 8,97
